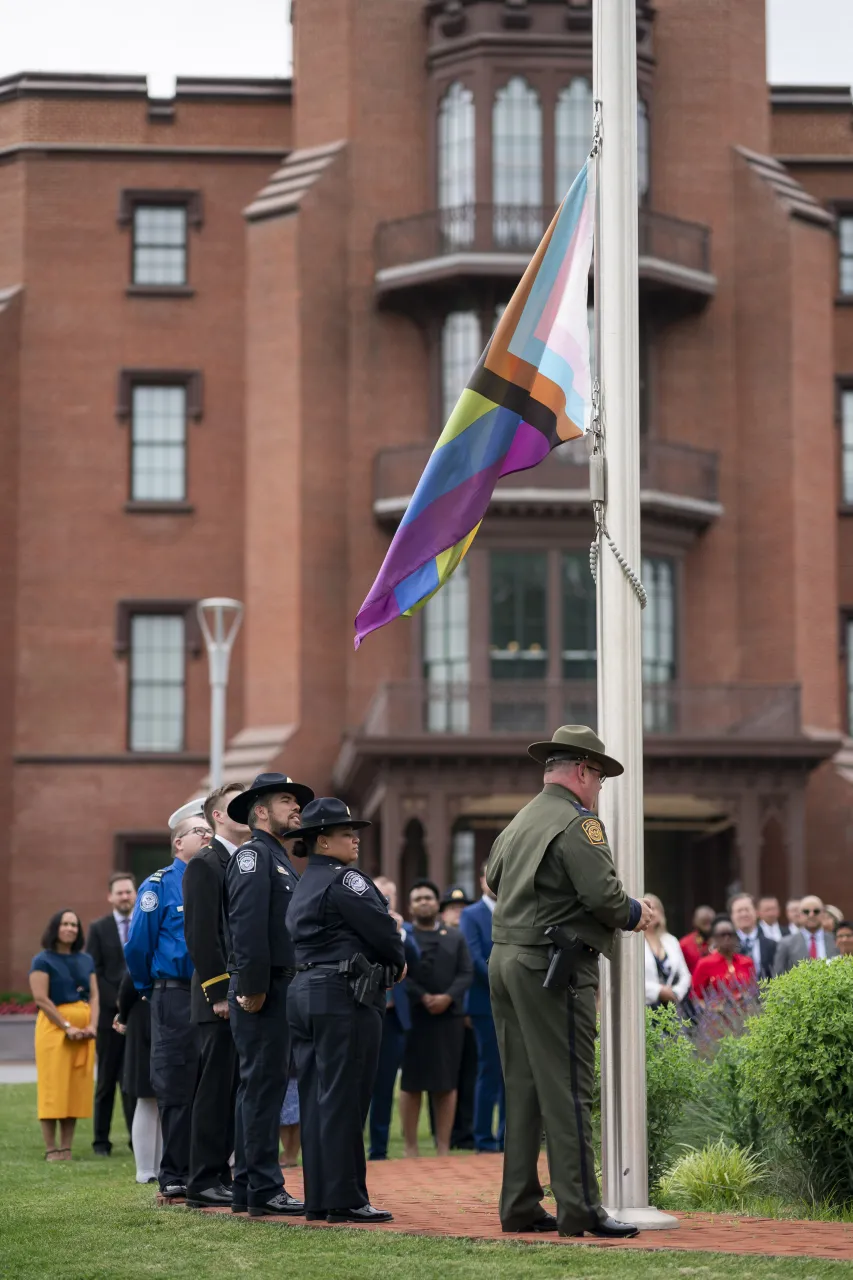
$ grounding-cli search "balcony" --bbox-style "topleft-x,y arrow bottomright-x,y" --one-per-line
374,204 -> 716,305
362,680 -> 802,742
373,437 -> 722,529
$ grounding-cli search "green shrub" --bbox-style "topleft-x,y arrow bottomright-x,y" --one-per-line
658,1137 -> 766,1209
740,957 -> 853,1203
707,1031 -> 763,1150
593,1003 -> 706,1188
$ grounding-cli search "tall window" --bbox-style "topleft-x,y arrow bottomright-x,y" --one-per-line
555,78 -> 593,200
441,312 -> 481,424
642,556 -> 677,732
562,551 -> 597,726
843,390 -> 853,504
423,562 -> 469,732
637,99 -> 650,202
129,614 -> 186,751
490,551 -> 547,680
492,77 -> 543,246
131,385 -> 187,501
438,82 -> 476,246
450,829 -> 476,899
132,205 -> 188,285
840,217 -> 853,296
847,618 -> 853,733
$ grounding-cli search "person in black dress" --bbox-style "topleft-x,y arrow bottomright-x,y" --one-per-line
284,798 -> 405,1223
399,880 -> 472,1157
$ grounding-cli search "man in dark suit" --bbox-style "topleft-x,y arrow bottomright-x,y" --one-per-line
730,893 -> 777,981
459,864 -> 505,1153
183,782 -> 248,1210
89,871 -> 138,1155
757,896 -> 789,943
773,894 -> 839,974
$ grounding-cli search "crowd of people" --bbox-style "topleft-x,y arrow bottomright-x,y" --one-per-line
25,773 -> 506,1219
24,729 -> 850,1235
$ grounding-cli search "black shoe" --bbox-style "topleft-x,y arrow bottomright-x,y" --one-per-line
160,1183 -> 186,1200
186,1185 -> 234,1209
248,1190 -> 305,1218
92,1146 -> 111,1157
305,1210 -> 328,1221
563,1216 -> 640,1239
503,1212 -> 558,1233
231,1201 -> 248,1214
327,1205 -> 393,1224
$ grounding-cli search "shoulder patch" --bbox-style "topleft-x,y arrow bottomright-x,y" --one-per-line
139,890 -> 159,912
149,868 -> 166,884
581,818 -> 606,845
342,870 -> 368,896
237,850 -> 257,875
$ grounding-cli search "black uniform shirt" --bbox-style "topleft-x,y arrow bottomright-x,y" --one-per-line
224,829 -> 299,996
286,855 -> 406,973
183,836 -> 233,1022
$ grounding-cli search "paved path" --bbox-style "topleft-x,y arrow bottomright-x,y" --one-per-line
0,1062 -> 36,1083
171,1154 -> 853,1262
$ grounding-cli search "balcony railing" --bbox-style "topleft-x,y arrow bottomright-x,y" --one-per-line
373,437 -> 720,519
362,680 -> 802,740
374,203 -> 713,289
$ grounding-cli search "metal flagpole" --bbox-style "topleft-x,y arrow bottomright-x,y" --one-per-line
197,598 -> 244,790
592,0 -> 677,1230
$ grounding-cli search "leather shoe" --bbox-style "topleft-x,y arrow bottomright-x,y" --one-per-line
248,1190 -> 305,1218
503,1212 -> 558,1233
562,1216 -> 640,1239
230,1201 -> 248,1214
186,1185 -> 234,1209
327,1205 -> 393,1224
305,1210 -> 328,1221
160,1183 -> 186,1200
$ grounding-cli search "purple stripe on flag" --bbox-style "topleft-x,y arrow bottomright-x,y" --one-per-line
353,590 -> 403,648
498,419 -> 552,476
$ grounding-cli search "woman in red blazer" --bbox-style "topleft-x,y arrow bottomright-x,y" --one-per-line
691,916 -> 756,1000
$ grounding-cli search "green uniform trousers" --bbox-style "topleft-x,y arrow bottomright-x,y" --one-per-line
489,943 -> 606,1235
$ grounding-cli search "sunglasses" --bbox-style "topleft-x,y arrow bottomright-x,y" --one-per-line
801,908 -> 823,916
713,931 -> 736,939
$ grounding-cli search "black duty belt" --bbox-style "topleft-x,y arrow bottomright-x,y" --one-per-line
152,979 -> 191,991
296,961 -> 350,974
270,966 -> 297,979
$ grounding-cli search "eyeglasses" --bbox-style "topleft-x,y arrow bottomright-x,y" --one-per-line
188,827 -> 211,839
713,931 -> 736,939
584,766 -> 606,785
801,908 -> 823,916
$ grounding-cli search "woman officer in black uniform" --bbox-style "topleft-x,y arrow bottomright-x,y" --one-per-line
283,798 -> 405,1224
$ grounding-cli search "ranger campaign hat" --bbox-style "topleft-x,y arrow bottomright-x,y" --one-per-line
226,772 -> 315,825
440,885 -> 474,909
527,724 -> 624,777
280,797 -> 370,841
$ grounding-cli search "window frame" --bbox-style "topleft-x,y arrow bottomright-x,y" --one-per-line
491,74 -> 544,247
117,189 -> 202,294
838,379 -> 853,508
116,369 -> 203,512
123,611 -> 189,754
838,212 -> 853,300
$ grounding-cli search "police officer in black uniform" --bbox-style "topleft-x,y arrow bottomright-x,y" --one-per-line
224,772 -> 313,1219
283,798 -> 406,1224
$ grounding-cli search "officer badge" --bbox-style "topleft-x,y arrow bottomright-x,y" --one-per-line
342,870 -> 368,895
582,818 -> 606,845
140,890 -> 159,912
237,851 -> 257,874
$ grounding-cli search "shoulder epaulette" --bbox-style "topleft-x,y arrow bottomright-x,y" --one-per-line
148,867 -> 167,884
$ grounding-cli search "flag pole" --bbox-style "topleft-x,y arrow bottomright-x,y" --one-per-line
593,0 -> 677,1230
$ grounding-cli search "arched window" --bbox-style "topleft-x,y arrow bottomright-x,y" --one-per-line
441,311 -> 481,424
492,76 -> 542,246
555,78 -> 593,200
637,98 -> 650,201
438,82 -> 475,244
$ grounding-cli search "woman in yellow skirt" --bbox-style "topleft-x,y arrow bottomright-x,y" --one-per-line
29,910 -> 99,1161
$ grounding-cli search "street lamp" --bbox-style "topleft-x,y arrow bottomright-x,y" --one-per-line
197,598 -> 244,790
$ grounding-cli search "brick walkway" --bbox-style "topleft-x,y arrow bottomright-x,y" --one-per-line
178,1154 -> 853,1261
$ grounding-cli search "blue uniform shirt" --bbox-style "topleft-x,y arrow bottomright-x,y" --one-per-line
125,858 -> 193,991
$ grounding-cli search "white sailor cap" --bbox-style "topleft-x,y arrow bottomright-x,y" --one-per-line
168,798 -> 205,831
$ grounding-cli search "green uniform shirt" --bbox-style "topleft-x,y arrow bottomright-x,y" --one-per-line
486,782 -> 633,960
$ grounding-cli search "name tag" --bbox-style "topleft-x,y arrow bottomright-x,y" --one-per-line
177,905 -> 184,912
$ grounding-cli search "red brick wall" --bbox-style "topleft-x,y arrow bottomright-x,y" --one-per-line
0,293 -> 21,986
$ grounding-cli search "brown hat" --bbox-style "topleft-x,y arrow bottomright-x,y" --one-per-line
527,725 -> 624,777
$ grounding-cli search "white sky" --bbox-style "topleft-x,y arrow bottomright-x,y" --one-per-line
0,0 -> 849,97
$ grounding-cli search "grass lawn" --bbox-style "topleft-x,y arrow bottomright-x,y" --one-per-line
3,1084 -> 853,1280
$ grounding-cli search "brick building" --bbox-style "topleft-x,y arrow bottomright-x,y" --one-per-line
1,0 -> 852,986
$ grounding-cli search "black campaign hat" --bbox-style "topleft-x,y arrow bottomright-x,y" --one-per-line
440,884 -> 474,909
279,797 -> 370,841
227,772 -> 315,826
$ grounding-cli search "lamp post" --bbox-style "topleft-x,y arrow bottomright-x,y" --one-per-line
197,598 -> 243,790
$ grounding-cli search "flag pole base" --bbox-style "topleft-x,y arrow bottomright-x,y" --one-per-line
603,1206 -> 680,1231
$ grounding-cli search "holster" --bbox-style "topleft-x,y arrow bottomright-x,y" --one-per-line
542,925 -> 584,996
347,953 -> 384,1006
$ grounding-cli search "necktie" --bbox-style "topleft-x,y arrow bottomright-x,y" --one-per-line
809,933 -> 818,960
120,918 -> 129,946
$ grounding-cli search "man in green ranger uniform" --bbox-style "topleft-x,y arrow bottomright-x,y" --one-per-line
487,725 -> 652,1239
